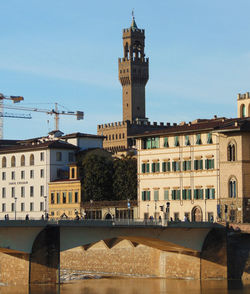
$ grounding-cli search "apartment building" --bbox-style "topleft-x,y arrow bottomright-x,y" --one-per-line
134,114 -> 250,223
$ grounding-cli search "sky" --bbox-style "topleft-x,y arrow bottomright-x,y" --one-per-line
1,0 -> 250,139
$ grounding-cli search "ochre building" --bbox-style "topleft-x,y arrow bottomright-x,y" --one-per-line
134,95 -> 250,223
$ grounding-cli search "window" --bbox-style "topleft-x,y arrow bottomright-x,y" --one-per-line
172,189 -> 181,200
2,172 -> 6,180
69,192 -> 72,203
74,192 -> 78,203
205,188 -> 215,199
57,193 -> 60,204
30,202 -> 34,211
40,202 -> 44,211
11,203 -> 15,212
142,191 -> 150,201
11,187 -> 15,198
174,136 -> 179,147
21,170 -> 25,179
242,104 -> 246,118
183,161 -> 191,171
164,137 -> 169,148
21,203 -> 25,211
21,155 -> 25,166
164,190 -> 169,200
207,133 -> 213,144
196,134 -> 202,145
141,163 -> 146,173
51,193 -> 55,204
2,203 -> 6,212
63,192 -> 66,203
11,156 -> 16,167
40,169 -> 44,178
194,160 -> 203,170
205,159 -> 214,170
2,187 -> 6,198
30,186 -> 34,197
56,152 -> 62,161
30,154 -> 34,165
194,189 -> 203,200
71,168 -> 75,178
229,179 -> 237,198
21,186 -> 25,197
185,135 -> 190,146
40,152 -> 44,161
174,212 -> 179,221
151,162 -> 160,173
162,161 -> 171,172
227,143 -> 236,161
30,170 -> 34,179
144,137 -> 160,149
2,157 -> 6,168
172,161 -> 180,172
40,186 -> 44,197
182,189 -> 192,200
154,190 -> 159,201
68,152 -> 74,162
11,171 -> 15,180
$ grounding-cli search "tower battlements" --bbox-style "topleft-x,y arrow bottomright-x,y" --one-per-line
237,92 -> 250,100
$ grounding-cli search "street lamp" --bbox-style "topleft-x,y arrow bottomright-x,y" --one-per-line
127,199 -> 130,224
14,197 -> 17,220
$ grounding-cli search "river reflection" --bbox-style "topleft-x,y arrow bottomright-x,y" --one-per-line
0,278 -> 250,294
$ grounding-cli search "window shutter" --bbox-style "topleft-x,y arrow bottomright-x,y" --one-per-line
183,161 -> 186,171
188,189 -> 191,200
142,191 -> 144,201
212,189 -> 215,199
142,164 -> 145,173
200,160 -> 203,170
232,145 -> 235,161
157,163 -> 160,172
164,190 -> 169,200
200,189 -> 204,199
205,159 -> 208,169
146,163 -> 150,173
167,162 -> 170,171
211,159 -> 214,169
205,189 -> 208,199
177,190 -> 180,200
171,190 -> 174,200
227,145 -> 231,161
162,162 -> 165,172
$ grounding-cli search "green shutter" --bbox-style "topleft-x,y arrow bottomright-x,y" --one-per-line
200,189 -> 204,200
167,162 -> 170,171
212,188 -> 215,199
142,163 -> 145,173
147,191 -> 150,201
146,163 -> 150,173
194,189 -> 197,199
156,162 -> 160,172
171,190 -> 174,200
177,190 -> 180,200
69,192 -> 72,203
200,160 -> 203,170
211,159 -> 214,169
164,137 -> 169,147
154,190 -> 159,201
182,189 -> 186,200
142,191 -> 144,201
205,159 -> 208,169
205,189 -> 208,199
164,190 -> 169,200
188,189 -> 191,200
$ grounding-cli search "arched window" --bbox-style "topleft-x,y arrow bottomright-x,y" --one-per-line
2,157 -> 6,168
21,155 -> 25,166
11,156 -> 16,167
30,154 -> 34,166
229,178 -> 237,198
242,104 -> 246,118
227,142 -> 236,161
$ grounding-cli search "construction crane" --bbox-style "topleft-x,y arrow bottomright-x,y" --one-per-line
0,93 -> 31,139
3,102 -> 84,131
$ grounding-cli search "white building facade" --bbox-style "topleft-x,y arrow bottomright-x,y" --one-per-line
0,132 -> 103,220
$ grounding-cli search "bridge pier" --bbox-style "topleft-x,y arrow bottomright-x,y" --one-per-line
29,226 -> 60,284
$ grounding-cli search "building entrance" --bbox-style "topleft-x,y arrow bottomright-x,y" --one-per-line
192,206 -> 203,222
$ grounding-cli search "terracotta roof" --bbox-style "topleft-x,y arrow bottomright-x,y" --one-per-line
0,140 -> 79,154
128,117 -> 250,138
61,132 -> 104,139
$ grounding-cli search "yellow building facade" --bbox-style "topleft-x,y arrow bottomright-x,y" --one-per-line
134,109 -> 250,223
49,165 -> 81,219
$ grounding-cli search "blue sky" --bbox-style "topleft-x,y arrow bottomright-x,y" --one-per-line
1,0 -> 250,139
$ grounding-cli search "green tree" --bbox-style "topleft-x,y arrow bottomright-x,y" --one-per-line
81,152 -> 114,201
113,156 -> 137,200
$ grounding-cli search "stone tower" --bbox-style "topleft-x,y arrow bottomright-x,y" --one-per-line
118,16 -> 149,122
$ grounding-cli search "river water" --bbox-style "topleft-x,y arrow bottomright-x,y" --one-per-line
0,278 -> 250,294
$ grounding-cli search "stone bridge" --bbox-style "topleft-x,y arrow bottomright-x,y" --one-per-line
0,220 -> 249,285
